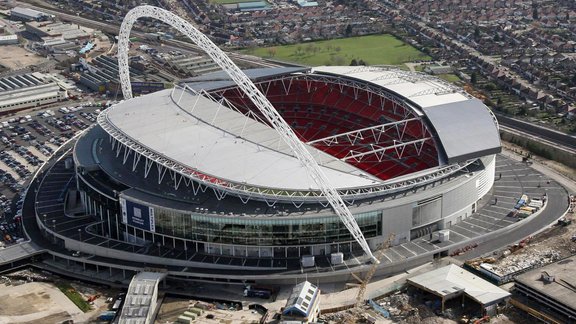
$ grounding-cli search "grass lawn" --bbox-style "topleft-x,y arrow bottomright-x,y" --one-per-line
58,283 -> 92,312
437,74 -> 461,84
242,34 -> 431,66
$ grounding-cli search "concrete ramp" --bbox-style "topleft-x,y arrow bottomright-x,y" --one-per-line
118,271 -> 167,324
0,242 -> 45,267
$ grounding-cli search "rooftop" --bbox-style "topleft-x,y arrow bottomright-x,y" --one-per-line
185,67 -> 501,164
102,87 -> 379,192
11,7 -> 46,19
407,264 -> 511,305
515,256 -> 576,312
118,272 -> 165,324
283,281 -> 320,318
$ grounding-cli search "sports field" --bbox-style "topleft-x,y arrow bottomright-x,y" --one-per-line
243,34 -> 431,66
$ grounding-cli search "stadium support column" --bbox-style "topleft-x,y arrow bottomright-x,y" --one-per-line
117,5 -> 376,262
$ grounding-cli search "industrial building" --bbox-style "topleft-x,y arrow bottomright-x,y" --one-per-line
407,264 -> 511,316
0,35 -> 18,46
166,55 -> 220,76
514,256 -> 576,322
0,73 -> 68,114
25,21 -> 92,41
76,55 -> 170,94
10,7 -> 49,22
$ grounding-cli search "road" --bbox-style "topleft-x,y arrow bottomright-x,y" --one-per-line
497,114 -> 576,153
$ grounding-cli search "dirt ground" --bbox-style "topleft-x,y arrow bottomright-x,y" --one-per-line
0,269 -> 120,324
156,297 -> 263,324
0,282 -> 79,324
0,45 -> 48,70
476,199 -> 576,278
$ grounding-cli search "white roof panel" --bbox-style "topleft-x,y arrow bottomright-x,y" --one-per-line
312,66 -> 469,108
104,89 -> 380,191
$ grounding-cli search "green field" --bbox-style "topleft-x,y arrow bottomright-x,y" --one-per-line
243,35 -> 431,66
438,74 -> 461,84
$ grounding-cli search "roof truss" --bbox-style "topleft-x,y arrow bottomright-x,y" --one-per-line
306,118 -> 420,146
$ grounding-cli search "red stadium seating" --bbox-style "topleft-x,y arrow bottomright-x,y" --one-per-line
217,78 -> 439,180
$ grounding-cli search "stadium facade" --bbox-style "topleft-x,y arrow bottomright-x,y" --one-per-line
70,65 -> 501,273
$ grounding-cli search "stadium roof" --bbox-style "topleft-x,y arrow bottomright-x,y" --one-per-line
103,88 -> 381,192
184,67 -> 501,164
312,66 -> 468,108
312,66 -> 501,163
181,67 -> 309,91
102,66 -> 500,200
422,99 -> 501,163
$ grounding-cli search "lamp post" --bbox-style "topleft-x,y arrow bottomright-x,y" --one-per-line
43,214 -> 47,236
51,219 -> 56,244
78,228 -> 82,242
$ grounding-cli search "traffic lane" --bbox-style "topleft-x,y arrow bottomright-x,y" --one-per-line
454,186 -> 569,261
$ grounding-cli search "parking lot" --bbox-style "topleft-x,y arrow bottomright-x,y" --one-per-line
0,102 -> 106,250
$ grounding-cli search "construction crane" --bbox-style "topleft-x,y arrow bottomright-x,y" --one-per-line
354,233 -> 396,309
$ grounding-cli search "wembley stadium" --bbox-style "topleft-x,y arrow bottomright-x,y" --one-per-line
60,64 -> 501,279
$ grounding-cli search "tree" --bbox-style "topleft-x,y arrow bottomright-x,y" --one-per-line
470,72 -> 478,85
518,105 -> 528,116
358,59 -> 367,66
296,45 -> 303,55
350,58 -> 358,66
474,27 -> 480,39
345,24 -> 353,36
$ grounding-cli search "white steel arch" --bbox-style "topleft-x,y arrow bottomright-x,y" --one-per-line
117,5 -> 376,261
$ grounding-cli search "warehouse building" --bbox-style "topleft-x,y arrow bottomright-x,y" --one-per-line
0,35 -> 18,46
0,73 -> 68,114
26,21 -> 92,41
10,7 -> 49,22
407,264 -> 510,316
166,55 -> 220,76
